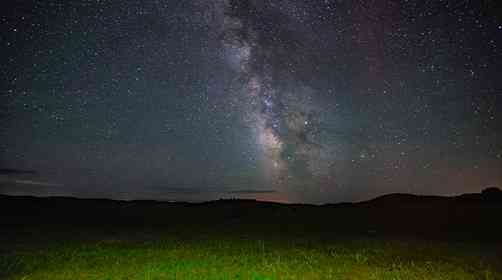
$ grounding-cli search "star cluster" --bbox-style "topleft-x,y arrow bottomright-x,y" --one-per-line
1,0 -> 501,203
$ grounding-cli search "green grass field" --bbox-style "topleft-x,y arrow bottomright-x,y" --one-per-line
1,195 -> 501,279
1,228 -> 500,280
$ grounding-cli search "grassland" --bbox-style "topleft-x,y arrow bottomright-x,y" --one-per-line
1,195 -> 501,279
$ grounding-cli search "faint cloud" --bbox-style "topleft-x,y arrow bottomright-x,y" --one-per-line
227,189 -> 277,194
13,180 -> 62,187
0,169 -> 37,175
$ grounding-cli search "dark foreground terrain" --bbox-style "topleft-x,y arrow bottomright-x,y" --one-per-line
1,191 -> 501,279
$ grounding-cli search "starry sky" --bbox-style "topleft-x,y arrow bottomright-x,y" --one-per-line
1,0 -> 501,204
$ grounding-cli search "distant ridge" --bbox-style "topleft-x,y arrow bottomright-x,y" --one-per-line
363,189 -> 502,205
1,187 -> 501,206
1,188 -> 502,241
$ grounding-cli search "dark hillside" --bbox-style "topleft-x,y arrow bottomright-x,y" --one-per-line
1,190 -> 501,241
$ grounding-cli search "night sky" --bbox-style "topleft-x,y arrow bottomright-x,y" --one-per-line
1,0 -> 501,204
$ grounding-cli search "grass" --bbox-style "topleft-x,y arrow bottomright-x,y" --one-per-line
1,228 -> 500,280
1,195 -> 501,279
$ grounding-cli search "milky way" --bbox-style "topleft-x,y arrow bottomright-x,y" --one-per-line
215,0 -> 341,201
1,0 -> 501,203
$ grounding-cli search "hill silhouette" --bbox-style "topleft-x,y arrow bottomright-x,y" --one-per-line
1,188 -> 501,242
